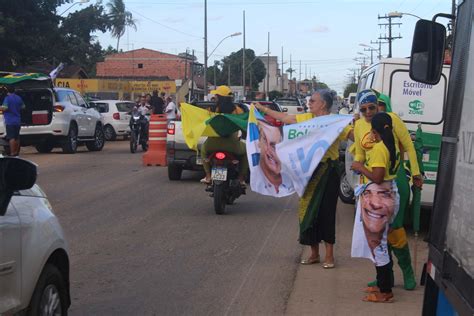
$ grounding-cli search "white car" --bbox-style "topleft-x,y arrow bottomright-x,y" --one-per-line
0,75 -> 105,154
0,157 -> 70,315
90,100 -> 135,141
274,98 -> 306,114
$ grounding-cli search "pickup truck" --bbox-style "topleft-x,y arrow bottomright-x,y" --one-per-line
166,101 -> 213,180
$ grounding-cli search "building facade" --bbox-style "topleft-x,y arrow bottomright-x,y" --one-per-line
257,56 -> 288,96
96,48 -> 196,80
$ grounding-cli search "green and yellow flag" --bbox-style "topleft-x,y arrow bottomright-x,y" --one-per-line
0,73 -> 50,85
180,103 -> 249,150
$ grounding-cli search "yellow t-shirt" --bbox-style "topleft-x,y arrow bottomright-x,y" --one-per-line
353,112 -> 420,176
364,141 -> 400,183
295,113 -> 351,161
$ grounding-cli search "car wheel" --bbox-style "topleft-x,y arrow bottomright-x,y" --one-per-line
35,142 -> 55,154
27,264 -> 69,316
339,171 -> 355,204
168,163 -> 182,180
61,123 -> 78,154
86,124 -> 105,152
104,125 -> 116,141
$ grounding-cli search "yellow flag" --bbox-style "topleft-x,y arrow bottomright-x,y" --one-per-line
180,103 -> 219,150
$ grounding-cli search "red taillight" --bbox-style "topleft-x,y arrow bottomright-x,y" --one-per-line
53,105 -> 65,112
167,123 -> 175,135
113,112 -> 120,120
215,152 -> 226,160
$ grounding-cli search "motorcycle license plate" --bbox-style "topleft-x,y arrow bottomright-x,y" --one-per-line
196,157 -> 203,165
211,167 -> 227,181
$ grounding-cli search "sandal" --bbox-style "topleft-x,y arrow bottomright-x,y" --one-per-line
364,286 -> 380,293
323,262 -> 335,269
300,256 -> 320,265
362,292 -> 394,303
200,177 -> 211,184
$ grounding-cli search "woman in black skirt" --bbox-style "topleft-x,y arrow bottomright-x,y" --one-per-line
256,89 -> 352,268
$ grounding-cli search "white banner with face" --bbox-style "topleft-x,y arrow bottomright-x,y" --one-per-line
351,182 -> 400,266
246,106 -> 352,197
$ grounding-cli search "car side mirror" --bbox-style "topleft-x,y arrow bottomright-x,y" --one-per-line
409,19 -> 446,85
0,158 -> 37,216
0,158 -> 37,191
282,108 -> 288,112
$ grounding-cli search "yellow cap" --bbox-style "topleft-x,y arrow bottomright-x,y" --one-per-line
210,85 -> 233,97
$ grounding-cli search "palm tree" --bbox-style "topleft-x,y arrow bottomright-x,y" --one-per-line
107,0 -> 136,51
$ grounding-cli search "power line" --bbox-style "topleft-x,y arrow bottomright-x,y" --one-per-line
129,8 -> 202,38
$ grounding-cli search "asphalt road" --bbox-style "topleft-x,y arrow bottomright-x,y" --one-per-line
22,141 -> 303,315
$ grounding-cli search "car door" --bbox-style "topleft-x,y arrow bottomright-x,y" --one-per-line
0,202 -> 22,313
65,91 -> 87,137
74,92 -> 95,136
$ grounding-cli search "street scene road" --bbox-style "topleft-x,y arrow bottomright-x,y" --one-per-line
20,141 -> 426,315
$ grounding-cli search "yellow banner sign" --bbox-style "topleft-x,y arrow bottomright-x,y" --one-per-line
55,78 -> 176,94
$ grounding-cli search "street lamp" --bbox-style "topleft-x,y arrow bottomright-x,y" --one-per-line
388,11 -> 422,20
59,0 -> 90,16
207,32 -> 242,61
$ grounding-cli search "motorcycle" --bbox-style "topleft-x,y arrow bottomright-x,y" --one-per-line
129,110 -> 149,153
205,151 -> 245,214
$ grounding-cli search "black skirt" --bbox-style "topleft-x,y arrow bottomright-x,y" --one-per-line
299,166 -> 340,245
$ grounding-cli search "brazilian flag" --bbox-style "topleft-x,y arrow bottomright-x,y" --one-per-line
181,103 -> 248,151
0,73 -> 50,85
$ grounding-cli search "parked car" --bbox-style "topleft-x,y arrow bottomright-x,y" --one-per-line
90,100 -> 135,141
0,157 -> 71,315
274,97 -> 305,114
0,73 -> 105,154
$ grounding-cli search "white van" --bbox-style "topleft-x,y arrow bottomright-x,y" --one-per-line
347,92 -> 357,111
343,58 -> 450,207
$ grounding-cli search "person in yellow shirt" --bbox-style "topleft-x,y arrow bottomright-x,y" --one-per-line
256,89 -> 351,269
353,89 -> 422,291
351,112 -> 400,303
200,86 -> 248,186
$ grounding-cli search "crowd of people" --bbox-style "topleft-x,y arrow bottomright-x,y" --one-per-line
202,85 -> 422,304
133,90 -> 179,121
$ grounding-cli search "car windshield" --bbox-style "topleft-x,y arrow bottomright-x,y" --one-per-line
276,99 -> 299,107
116,102 -> 135,112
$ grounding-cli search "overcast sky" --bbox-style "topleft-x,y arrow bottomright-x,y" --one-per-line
60,0 -> 452,94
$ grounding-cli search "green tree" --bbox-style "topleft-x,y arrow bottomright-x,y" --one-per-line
106,0 -> 136,51
60,3 -> 112,74
0,0 -> 66,69
268,90 -> 283,100
344,83 -> 358,97
207,49 -> 266,90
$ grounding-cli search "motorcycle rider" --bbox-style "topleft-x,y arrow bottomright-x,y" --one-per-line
132,95 -> 151,143
200,86 -> 249,186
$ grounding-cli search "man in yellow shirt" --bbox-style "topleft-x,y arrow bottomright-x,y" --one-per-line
353,89 -> 422,290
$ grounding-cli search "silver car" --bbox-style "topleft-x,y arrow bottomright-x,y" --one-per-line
0,158 -> 70,315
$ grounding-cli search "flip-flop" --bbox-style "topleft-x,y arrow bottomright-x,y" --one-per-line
362,292 -> 394,303
300,256 -> 320,265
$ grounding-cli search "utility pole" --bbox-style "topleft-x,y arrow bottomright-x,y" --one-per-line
266,32 -> 270,100
378,14 -> 402,58
190,49 -> 195,102
228,63 -> 231,86
281,46 -> 284,94
371,40 -> 386,60
242,10 -> 246,99
184,48 -> 189,80
204,0 -> 208,99
363,48 -> 376,64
